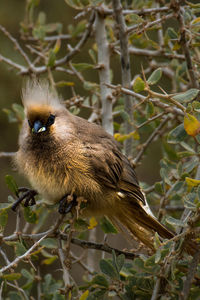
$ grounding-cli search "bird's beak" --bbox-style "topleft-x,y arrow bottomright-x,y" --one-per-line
32,120 -> 46,133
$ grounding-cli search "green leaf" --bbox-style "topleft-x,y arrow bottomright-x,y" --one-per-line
184,199 -> 196,211
147,68 -> 162,85
166,216 -> 186,227
100,217 -> 118,234
167,124 -> 187,144
42,256 -> 58,265
47,49 -> 56,67
74,218 -> 89,231
80,290 -> 89,300
21,268 -> 33,280
117,254 -> 125,272
71,20 -> 86,37
2,273 -> 21,281
154,182 -> 164,194
167,27 -> 178,39
83,81 -> 98,91
32,26 -> 46,40
146,102 -> 154,118
5,175 -> 18,196
0,202 -> 12,209
91,274 -> 109,288
133,77 -> 145,93
3,108 -> 17,123
154,247 -> 161,263
7,292 -> 22,300
15,242 -> 27,256
0,210 -> 8,228
99,259 -> 118,279
163,141 -> 178,160
88,49 -> 97,64
172,89 -> 199,103
72,63 -> 93,72
24,207 -> 37,224
154,232 -> 161,249
40,238 -> 57,249
12,103 -> 25,122
120,111 -> 130,122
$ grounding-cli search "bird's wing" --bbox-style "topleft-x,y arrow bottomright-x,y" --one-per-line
75,118 -> 145,205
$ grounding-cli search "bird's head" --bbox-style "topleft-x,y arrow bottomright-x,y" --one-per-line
27,107 -> 56,134
22,80 -> 64,135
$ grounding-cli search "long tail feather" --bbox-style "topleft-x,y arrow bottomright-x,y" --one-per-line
111,201 -> 174,250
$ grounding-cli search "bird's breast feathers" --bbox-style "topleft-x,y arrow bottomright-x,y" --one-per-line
15,139 -> 101,205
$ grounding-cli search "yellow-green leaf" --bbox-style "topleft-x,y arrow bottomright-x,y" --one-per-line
114,133 -> 128,142
80,290 -> 89,300
53,38 -> 61,54
133,77 -> 145,93
2,273 -> 21,281
88,217 -> 98,229
191,17 -> 200,24
130,130 -> 140,140
42,256 -> 57,265
55,81 -> 75,87
184,113 -> 200,137
185,177 -> 200,187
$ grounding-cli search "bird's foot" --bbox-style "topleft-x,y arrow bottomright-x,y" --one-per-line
58,194 -> 77,215
12,188 -> 38,211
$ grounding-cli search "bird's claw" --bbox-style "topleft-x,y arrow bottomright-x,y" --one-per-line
58,194 -> 77,215
11,188 -> 37,211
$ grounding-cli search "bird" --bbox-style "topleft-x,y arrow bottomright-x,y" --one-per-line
14,80 -> 174,251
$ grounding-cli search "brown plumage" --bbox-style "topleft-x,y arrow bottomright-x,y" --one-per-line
15,81 -> 174,250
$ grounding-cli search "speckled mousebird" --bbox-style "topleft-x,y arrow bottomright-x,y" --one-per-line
14,80 -> 174,250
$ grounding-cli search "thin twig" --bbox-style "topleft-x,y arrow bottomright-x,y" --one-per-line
58,238 -> 71,289
136,112 -> 165,129
0,25 -> 33,68
133,116 -> 170,165
0,281 -> 4,300
0,152 -> 15,158
0,234 -> 47,273
151,278 -> 161,300
128,46 -> 185,60
97,6 -> 171,16
105,83 -> 184,116
6,282 -> 29,300
127,13 -> 174,34
70,251 -> 94,274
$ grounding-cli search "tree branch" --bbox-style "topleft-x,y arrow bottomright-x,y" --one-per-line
95,8 -> 113,134
112,0 -> 134,156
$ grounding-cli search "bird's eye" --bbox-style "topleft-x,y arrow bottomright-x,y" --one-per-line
46,114 -> 55,127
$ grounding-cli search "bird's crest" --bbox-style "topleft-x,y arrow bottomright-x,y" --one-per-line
22,80 -> 63,111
